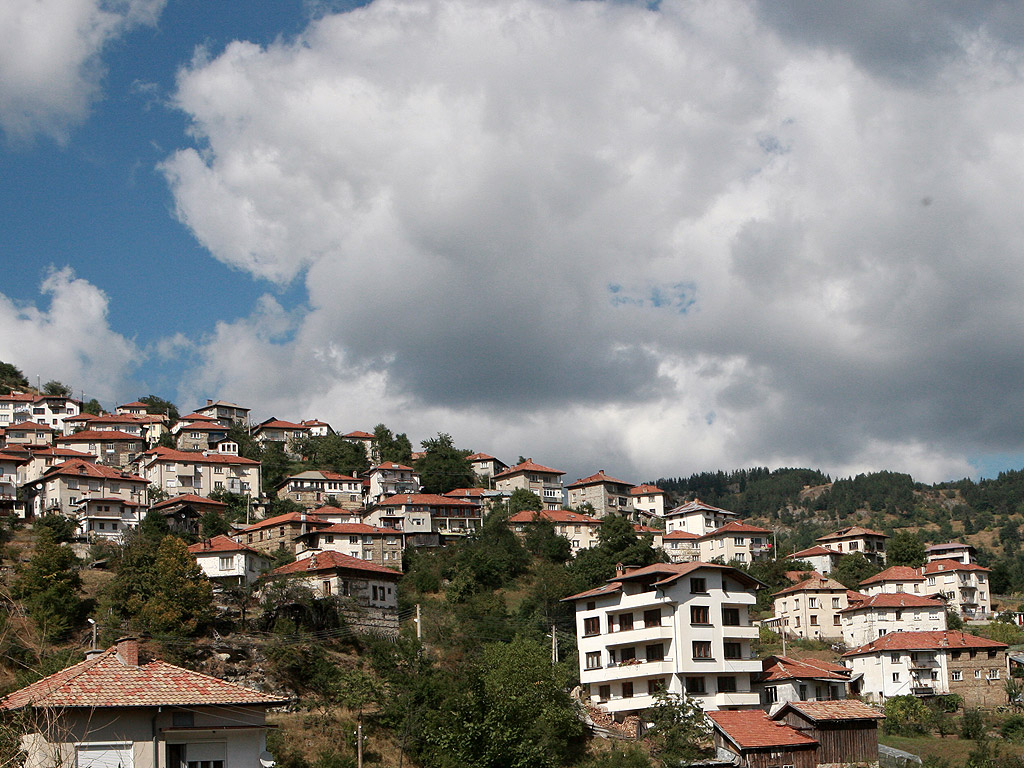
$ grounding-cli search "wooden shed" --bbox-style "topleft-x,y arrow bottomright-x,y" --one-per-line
772,700 -> 883,766
707,709 -> 819,768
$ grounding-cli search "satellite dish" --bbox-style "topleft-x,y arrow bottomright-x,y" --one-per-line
259,753 -> 275,768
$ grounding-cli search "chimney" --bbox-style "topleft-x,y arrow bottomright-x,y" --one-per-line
207,399 -> 213,406
115,636 -> 139,666
615,562 -> 625,577
85,648 -> 104,660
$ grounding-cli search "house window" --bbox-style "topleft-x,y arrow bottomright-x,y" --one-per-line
692,641 -> 712,659
218,557 -> 232,571
583,617 -> 600,636
892,673 -> 900,683
799,684 -> 807,700
585,652 -> 601,670
952,670 -> 963,681
990,669 -> 1001,680
618,613 -> 634,631
598,685 -> 610,702
722,607 -> 740,626
810,615 -> 818,626
809,597 -> 818,608
648,678 -> 666,696
645,644 -> 665,662
690,577 -> 707,594
690,605 -> 710,624
717,676 -> 737,693
765,686 -> 778,703
976,670 -> 983,679
685,676 -> 705,694
834,615 -> 841,626
724,642 -> 742,660
621,682 -> 633,699
644,609 -> 661,627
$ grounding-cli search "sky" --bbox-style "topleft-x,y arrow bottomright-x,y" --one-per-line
4,0 -> 1024,486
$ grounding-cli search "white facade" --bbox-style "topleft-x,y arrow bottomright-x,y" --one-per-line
140,447 -> 260,498
189,536 -> 272,586
841,595 -> 946,647
663,500 -> 739,536
567,563 -> 762,717
364,462 -> 420,505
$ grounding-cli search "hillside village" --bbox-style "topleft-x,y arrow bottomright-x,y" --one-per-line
6,367 -> 1024,768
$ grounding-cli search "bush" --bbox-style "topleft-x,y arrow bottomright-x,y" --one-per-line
884,695 -> 932,736
961,708 -> 987,741
1000,714 -> 1024,742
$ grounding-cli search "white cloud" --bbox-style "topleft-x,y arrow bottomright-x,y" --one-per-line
0,268 -> 139,401
0,0 -> 165,142
163,0 -> 1024,484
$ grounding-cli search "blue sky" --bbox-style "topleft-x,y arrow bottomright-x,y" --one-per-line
5,0 -> 1024,486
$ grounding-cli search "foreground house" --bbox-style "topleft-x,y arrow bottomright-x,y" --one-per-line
772,700 -> 884,767
843,630 -> 1009,707
0,637 -> 287,768
629,484 -> 668,519
188,535 -> 273,586
295,522 -> 404,567
564,562 -> 763,718
697,521 -> 772,565
708,709 -> 818,768
24,459 -> 148,522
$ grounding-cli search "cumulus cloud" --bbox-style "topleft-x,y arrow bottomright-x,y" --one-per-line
163,0 -> 1024,483
0,0 -> 165,141
0,268 -> 139,401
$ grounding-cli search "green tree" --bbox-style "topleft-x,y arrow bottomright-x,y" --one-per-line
14,530 -> 84,641
42,380 -> 72,397
569,514 -> 666,591
200,510 -> 231,539
961,708 -> 986,740
883,695 -> 932,736
831,553 -> 881,590
888,531 -> 926,567
290,433 -> 369,476
138,537 -> 214,636
947,609 -> 964,630
524,518 -> 572,563
644,692 -> 713,766
260,442 -> 295,492
82,398 -> 103,415
371,424 -> 413,465
138,395 -> 180,424
415,433 -> 474,494
0,361 -> 28,393
508,488 -> 543,514
157,431 -> 176,448
33,513 -> 77,543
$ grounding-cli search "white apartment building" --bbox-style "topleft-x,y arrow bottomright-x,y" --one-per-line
9,394 -> 81,432
0,450 -> 20,502
17,446 -> 96,484
697,521 -> 772,565
630,484 -> 668,519
816,526 -> 888,563
466,453 -> 508,485
0,393 -> 35,426
364,462 -> 420,505
786,545 -> 843,575
773,576 -> 854,641
662,531 -> 701,563
925,542 -> 977,565
24,459 -> 148,521
860,560 -> 992,618
139,446 -> 261,498
860,565 -> 926,596
366,493 -> 480,538
663,499 -> 739,536
492,459 -> 565,510
840,593 -> 947,647
564,562 -> 762,719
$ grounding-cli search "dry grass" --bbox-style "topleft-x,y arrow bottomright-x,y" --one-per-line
269,708 -> 414,768
880,733 -> 1024,763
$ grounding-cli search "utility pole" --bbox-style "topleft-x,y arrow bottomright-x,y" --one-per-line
551,624 -> 558,664
356,719 -> 363,768
415,603 -> 422,641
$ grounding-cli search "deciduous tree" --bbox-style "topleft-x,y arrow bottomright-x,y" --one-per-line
416,433 -> 474,494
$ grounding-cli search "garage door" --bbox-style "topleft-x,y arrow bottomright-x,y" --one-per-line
77,744 -> 133,768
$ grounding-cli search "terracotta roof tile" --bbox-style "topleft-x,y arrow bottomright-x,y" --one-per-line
493,458 -> 564,478
151,494 -> 227,509
708,710 -> 818,749
698,520 -> 771,538
844,630 -> 1009,656
0,645 -> 286,709
922,559 -> 990,574
272,550 -> 400,579
188,535 -> 264,556
776,700 -> 883,721
859,566 -> 925,585
774,576 -> 848,596
759,655 -> 851,683
508,509 -> 601,524
817,526 -> 888,541
630,484 -> 665,495
377,493 -> 475,507
839,592 -> 945,613
567,470 -> 632,489
664,498 -> 737,517
144,447 -> 260,466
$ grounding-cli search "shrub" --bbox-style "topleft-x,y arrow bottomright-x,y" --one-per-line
1000,714 -> 1024,742
961,708 -> 987,741
884,695 -> 931,736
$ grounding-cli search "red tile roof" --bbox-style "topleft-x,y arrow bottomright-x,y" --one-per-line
789,545 -> 840,558
301,522 -> 394,536
839,592 -> 945,613
859,566 -> 925,586
707,710 -> 818,750
188,535 -> 264,556
774,576 -> 849,596
613,561 -> 763,590
759,655 -> 851,683
817,526 -> 888,541
370,461 -> 414,471
38,459 -> 146,484
378,493 -> 475,507
343,430 -> 374,439
117,401 -> 149,409
466,452 -> 498,461
508,509 -> 601,524
272,550 -> 400,579
9,421 -> 54,431
560,581 -> 623,602
844,630 -> 1009,656
567,470 -> 632,489
180,412 -> 218,421
663,530 -> 700,540
784,570 -> 825,583
27,446 -> 95,458
255,418 -> 308,431
57,430 -> 141,442
0,643 -> 287,709
493,458 -> 564,478
444,487 -> 491,497
151,494 -> 228,509
698,520 -> 771,538
775,700 -> 883,721
241,512 -> 332,532
143,447 -> 260,466
923,559 -> 991,574
176,421 -> 226,432
630,484 -> 665,495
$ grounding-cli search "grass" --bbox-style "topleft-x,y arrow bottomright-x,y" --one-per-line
880,733 -> 1024,763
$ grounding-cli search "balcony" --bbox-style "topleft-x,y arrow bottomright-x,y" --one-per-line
721,624 -> 759,640
604,624 -> 675,646
714,691 -> 761,708
581,659 -> 676,683
600,691 -> 660,715
910,658 -> 939,670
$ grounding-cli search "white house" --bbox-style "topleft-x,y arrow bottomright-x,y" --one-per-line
630,484 -> 668,519
816,526 -> 888,564
697,521 -> 772,565
492,458 -> 565,510
364,462 -> 420,505
772,575 -> 855,641
663,499 -> 739,536
139,447 -> 260,499
755,656 -> 851,713
563,562 -> 763,719
187,535 -> 272,586
786,545 -> 843,575
0,637 -> 287,768
24,459 -> 148,523
839,592 -> 947,647
926,542 -> 977,565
